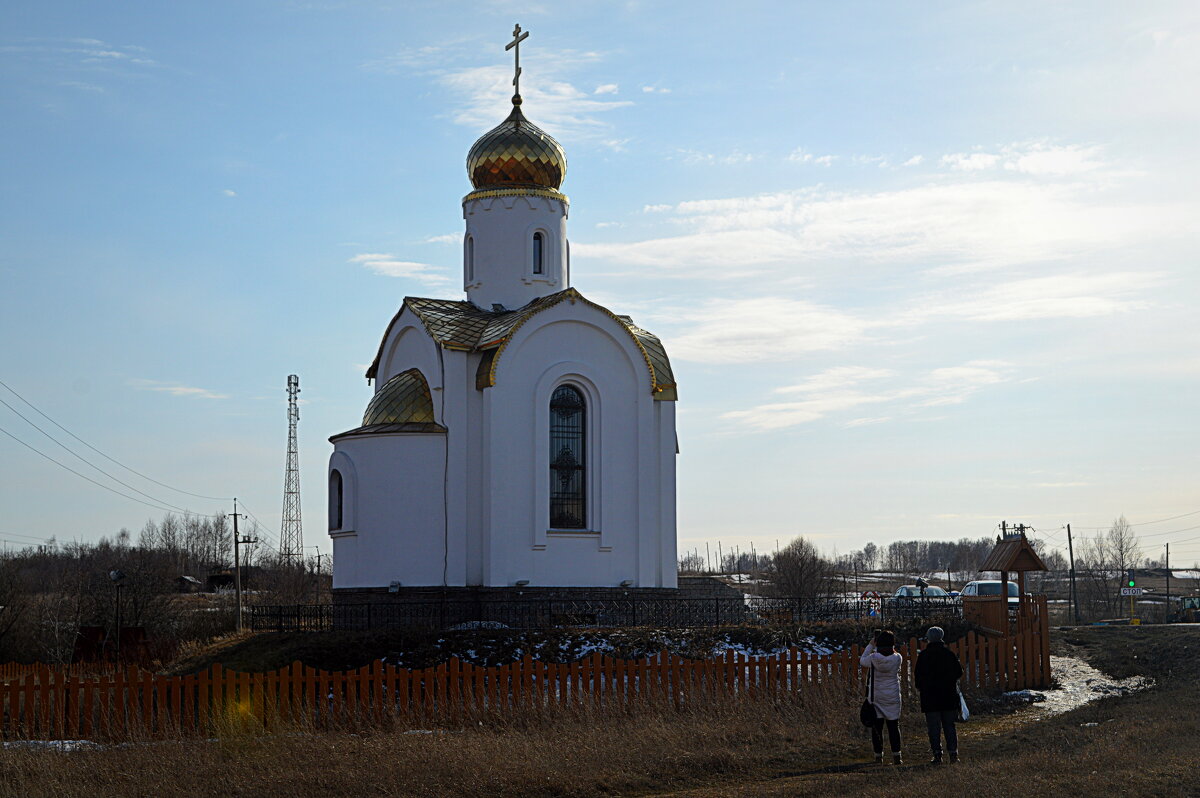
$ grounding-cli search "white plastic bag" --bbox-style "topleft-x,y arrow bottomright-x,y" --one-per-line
958,690 -> 970,722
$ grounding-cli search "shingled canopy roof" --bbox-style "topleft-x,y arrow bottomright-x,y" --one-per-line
365,288 -> 677,401
980,534 -> 1048,573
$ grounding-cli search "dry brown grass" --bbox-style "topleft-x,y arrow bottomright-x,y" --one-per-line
0,683 -> 858,798
3,627 -> 1197,798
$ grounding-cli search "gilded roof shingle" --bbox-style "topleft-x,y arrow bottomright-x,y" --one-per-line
367,288 -> 677,401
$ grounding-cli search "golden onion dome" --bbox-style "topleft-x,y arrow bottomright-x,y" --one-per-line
466,97 -> 566,192
362,368 -> 436,426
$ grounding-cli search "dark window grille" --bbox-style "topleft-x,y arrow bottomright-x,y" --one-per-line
329,470 -> 343,531
532,231 -> 544,275
550,385 -> 586,528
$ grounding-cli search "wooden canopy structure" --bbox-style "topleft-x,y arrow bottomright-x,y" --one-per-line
980,532 -> 1047,594
967,530 -> 1048,635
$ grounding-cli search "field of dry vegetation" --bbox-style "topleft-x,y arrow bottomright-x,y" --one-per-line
1,626 -> 1197,798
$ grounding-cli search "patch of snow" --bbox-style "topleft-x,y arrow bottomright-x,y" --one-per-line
446,620 -> 509,630
1170,570 -> 1200,579
2,740 -> 99,751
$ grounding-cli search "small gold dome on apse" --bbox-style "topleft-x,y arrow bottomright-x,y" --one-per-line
466,97 -> 567,192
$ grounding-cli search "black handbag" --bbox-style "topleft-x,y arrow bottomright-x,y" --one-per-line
859,666 -> 875,727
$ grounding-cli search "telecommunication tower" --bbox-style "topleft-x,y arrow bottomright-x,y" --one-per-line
280,374 -> 303,562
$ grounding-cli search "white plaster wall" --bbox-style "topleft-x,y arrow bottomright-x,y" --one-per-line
480,302 -> 677,588
377,319 -> 443,393
463,193 -> 568,310
329,432 -> 448,588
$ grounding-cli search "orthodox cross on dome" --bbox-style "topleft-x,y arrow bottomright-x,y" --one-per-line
505,23 -> 529,99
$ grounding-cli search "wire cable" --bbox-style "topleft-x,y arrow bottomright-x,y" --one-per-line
0,378 -> 233,502
1072,509 -> 1200,531
0,423 -> 221,518
0,395 -> 204,515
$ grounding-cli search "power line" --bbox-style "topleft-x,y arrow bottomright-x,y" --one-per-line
0,423 -> 221,518
1072,509 -> 1200,531
0,394 -> 203,515
235,501 -> 281,548
0,532 -> 56,545
0,378 -> 232,502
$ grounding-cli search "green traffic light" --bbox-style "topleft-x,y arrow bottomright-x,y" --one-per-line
1128,580 -> 1135,587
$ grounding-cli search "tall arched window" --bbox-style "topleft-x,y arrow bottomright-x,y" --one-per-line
532,231 -> 544,275
549,385 -> 586,529
466,236 -> 475,282
329,470 -> 343,531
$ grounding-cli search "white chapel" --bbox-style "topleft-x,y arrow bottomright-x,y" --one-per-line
327,28 -> 678,599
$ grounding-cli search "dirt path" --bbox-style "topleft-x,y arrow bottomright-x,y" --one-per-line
640,643 -> 1190,798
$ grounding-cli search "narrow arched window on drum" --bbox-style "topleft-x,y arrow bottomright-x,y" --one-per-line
549,385 -> 585,529
532,231 -> 544,275
329,469 -> 343,531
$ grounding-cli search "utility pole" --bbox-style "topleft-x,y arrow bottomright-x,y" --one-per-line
231,499 -> 258,632
309,546 -> 326,604
705,542 -> 711,573
1067,524 -> 1079,624
1165,543 -> 1170,621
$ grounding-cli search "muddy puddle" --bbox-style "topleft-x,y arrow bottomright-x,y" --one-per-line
999,654 -> 1153,719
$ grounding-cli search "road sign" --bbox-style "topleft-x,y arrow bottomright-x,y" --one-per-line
1120,587 -> 1144,596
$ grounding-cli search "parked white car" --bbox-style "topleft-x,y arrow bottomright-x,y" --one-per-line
960,580 -> 1022,605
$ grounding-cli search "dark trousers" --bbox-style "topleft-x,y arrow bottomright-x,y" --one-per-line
870,717 -> 901,754
925,710 -> 958,755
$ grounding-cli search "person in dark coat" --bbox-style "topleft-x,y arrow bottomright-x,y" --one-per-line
914,626 -> 964,764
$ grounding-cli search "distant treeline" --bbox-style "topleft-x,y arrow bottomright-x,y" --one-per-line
0,512 -> 327,664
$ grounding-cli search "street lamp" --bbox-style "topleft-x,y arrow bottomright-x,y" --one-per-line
108,570 -> 126,663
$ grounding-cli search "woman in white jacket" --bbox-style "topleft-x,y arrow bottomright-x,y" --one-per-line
860,629 -> 903,764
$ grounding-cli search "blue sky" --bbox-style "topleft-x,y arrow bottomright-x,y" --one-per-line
2,1 -> 1198,566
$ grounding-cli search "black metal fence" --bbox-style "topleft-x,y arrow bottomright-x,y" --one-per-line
248,595 -> 962,633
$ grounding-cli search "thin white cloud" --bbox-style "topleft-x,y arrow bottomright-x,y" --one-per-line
423,233 -> 459,244
902,155 -> 924,167
3,39 -> 159,74
129,380 -> 228,400
364,42 -> 630,142
349,253 -> 450,285
575,165 -> 1191,278
57,80 -> 104,93
723,361 -> 1012,431
1005,143 -> 1105,176
941,152 -> 1000,171
942,142 -> 1106,176
669,298 -> 872,364
641,85 -> 671,94
677,149 -> 757,166
222,189 -> 237,197
908,271 -> 1156,323
787,147 -> 835,165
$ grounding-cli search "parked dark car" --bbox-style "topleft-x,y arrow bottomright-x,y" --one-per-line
893,584 -> 950,603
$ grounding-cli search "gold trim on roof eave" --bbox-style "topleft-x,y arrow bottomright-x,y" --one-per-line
463,187 -> 569,205
485,288 -> 670,400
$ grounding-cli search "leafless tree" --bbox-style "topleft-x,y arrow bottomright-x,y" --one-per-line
771,536 -> 834,598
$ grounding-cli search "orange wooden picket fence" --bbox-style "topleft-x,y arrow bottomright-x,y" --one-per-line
0,629 -> 1049,741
